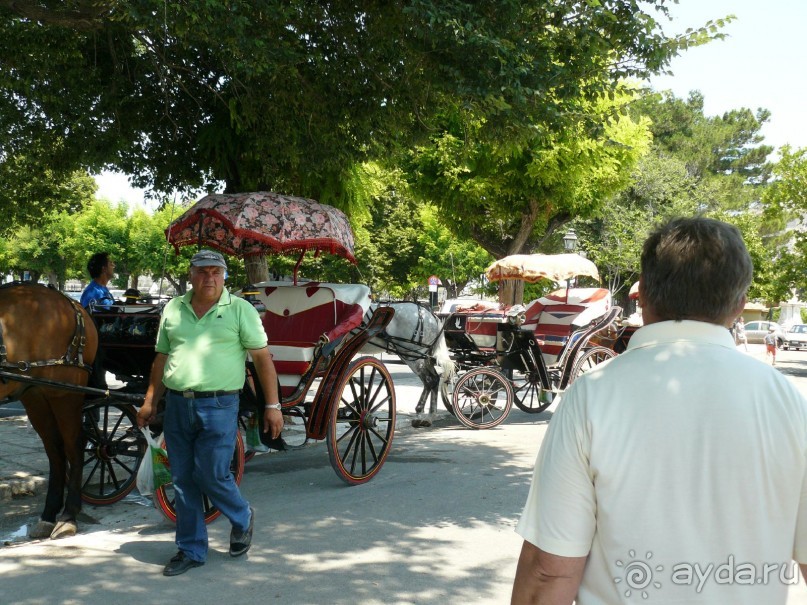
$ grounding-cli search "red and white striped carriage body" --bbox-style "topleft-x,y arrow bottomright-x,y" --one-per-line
449,288 -> 612,366
247,281 -> 372,398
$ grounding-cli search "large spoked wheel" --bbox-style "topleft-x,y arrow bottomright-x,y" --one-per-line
82,402 -> 146,505
452,367 -> 513,430
327,356 -> 396,485
511,371 -> 552,414
570,346 -> 617,382
153,431 -> 245,524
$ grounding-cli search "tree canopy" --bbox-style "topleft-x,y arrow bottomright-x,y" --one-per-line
0,0 -> 719,214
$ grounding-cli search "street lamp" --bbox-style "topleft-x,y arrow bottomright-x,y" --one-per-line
562,229 -> 579,293
562,228 -> 578,253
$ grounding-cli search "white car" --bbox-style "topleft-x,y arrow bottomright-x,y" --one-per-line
781,324 -> 807,351
744,320 -> 784,346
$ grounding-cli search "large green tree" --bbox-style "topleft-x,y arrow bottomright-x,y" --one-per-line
579,89 -> 780,304
0,1 -> 716,206
762,146 -> 807,298
405,89 -> 652,302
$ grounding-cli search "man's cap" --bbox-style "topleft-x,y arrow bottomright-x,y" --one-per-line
768,326 -> 776,332
191,249 -> 227,268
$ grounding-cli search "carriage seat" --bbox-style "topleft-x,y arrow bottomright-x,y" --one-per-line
251,282 -> 371,397
522,288 -> 612,365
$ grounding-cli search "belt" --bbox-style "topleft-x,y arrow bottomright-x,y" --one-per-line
166,388 -> 241,399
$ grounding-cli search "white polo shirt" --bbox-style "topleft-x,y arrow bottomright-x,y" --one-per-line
517,320 -> 807,604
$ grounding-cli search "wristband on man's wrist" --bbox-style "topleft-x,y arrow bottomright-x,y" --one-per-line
264,403 -> 282,410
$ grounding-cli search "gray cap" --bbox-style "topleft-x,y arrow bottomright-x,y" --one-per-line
191,249 -> 227,268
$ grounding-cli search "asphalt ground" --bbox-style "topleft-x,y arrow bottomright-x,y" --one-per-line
3,346 -> 807,604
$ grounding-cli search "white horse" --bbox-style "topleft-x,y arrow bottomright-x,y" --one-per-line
242,283 -> 455,425
363,301 -> 455,424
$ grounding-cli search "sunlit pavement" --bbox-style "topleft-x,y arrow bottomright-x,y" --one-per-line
2,351 -> 807,603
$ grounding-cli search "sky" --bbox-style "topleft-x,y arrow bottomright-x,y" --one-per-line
96,0 -> 807,205
649,0 -> 807,152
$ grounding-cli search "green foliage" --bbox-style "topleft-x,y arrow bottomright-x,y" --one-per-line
633,90 -> 773,184
415,205 -> 494,298
581,89 -> 786,303
406,87 -> 652,261
0,1 -> 697,209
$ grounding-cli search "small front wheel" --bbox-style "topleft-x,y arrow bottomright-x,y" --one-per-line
439,369 -> 462,416
153,431 -> 245,524
511,371 -> 552,414
327,356 -> 396,485
452,367 -> 513,430
570,346 -> 616,382
82,402 -> 146,505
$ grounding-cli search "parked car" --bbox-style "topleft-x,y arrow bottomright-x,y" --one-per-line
781,324 -> 807,351
744,320 -> 784,346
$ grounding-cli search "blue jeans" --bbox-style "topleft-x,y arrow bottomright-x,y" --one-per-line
163,391 -> 251,562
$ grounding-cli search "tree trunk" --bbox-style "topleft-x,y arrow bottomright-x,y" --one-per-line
244,254 -> 269,284
130,274 -> 140,289
498,280 -> 525,306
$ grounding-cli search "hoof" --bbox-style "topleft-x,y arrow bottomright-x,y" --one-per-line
50,519 -> 77,539
29,520 -> 55,539
411,418 -> 432,428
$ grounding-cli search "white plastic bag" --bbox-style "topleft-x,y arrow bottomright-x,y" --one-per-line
136,428 -> 170,496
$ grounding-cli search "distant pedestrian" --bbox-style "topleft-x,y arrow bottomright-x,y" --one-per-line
764,326 -> 777,365
735,317 -> 748,351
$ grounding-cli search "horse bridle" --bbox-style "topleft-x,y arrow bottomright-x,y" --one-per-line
364,301 -> 445,362
0,290 -> 93,379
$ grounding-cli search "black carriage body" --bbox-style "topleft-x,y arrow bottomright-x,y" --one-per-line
93,306 -> 162,385
495,322 -> 552,386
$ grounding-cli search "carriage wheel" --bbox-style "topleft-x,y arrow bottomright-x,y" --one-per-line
452,367 -> 513,430
439,370 -> 461,416
570,346 -> 616,382
81,402 -> 146,505
511,372 -> 552,414
153,431 -> 245,524
327,356 -> 396,485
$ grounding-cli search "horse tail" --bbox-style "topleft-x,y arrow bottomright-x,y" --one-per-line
431,331 -> 456,384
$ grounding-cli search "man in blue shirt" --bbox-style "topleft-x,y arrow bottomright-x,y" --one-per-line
80,252 -> 116,310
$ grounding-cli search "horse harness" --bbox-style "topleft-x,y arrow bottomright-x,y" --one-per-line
0,285 -> 93,388
364,301 -> 443,362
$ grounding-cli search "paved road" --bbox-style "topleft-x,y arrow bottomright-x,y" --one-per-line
2,347 -> 807,604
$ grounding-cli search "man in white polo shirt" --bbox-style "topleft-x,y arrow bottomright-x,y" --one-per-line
511,217 -> 807,604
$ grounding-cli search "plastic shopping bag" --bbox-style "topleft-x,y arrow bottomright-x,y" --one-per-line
245,414 -> 270,453
136,428 -> 171,496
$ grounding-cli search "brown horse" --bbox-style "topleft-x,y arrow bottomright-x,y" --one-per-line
0,283 -> 98,539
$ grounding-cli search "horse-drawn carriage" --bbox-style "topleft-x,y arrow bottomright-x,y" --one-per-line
0,192 -> 417,538
80,278 -> 397,519
440,254 -> 621,429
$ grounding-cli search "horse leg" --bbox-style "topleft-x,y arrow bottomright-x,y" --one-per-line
51,394 -> 85,539
22,392 -> 66,539
428,384 -> 439,415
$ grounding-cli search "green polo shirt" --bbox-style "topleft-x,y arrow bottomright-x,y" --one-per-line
155,288 -> 268,392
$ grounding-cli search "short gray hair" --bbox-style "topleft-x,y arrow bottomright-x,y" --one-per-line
640,217 -> 753,323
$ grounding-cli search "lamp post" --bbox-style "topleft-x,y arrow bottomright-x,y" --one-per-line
562,228 -> 578,253
562,229 -> 579,294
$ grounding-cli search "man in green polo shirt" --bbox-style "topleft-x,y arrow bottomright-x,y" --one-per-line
136,249 -> 282,576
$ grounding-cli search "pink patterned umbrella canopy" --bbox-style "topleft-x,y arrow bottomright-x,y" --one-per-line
166,191 -> 356,262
